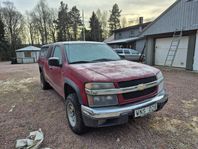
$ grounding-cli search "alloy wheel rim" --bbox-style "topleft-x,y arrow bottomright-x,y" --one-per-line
67,101 -> 76,127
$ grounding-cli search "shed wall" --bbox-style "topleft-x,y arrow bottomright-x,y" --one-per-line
135,39 -> 146,53
16,51 -> 39,64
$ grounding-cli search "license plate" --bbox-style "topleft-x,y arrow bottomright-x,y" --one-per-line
134,103 -> 157,118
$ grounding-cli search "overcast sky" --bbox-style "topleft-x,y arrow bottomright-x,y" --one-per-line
3,0 -> 176,24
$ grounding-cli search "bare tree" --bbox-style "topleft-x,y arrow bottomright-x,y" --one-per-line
30,0 -> 51,44
48,8 -> 57,42
1,1 -> 23,56
121,17 -> 127,28
28,0 -> 57,44
26,12 -> 35,45
96,9 -> 109,40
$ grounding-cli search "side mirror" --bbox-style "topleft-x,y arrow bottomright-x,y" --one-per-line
48,57 -> 61,67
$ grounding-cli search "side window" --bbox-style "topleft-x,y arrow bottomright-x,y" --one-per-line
131,50 -> 139,54
53,46 -> 62,63
116,50 -> 123,54
124,50 -> 130,55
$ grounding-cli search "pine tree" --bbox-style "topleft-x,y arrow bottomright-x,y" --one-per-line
89,12 -> 102,41
80,28 -> 91,41
55,1 -> 71,41
0,17 -> 9,61
69,6 -> 82,40
108,4 -> 122,35
0,18 -> 5,42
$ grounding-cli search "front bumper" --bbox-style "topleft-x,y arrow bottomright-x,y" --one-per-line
81,92 -> 168,127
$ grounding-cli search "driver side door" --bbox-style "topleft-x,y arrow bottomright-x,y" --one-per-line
49,46 -> 63,95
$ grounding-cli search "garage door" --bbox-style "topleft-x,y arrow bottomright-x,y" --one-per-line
155,36 -> 189,68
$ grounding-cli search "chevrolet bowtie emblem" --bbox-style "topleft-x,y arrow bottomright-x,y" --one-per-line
137,84 -> 146,91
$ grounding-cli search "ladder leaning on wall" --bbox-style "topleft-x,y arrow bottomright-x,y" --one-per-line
164,30 -> 183,67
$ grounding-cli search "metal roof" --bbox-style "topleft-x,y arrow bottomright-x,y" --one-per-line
140,0 -> 198,37
16,46 -> 40,52
106,37 -> 141,44
113,22 -> 151,33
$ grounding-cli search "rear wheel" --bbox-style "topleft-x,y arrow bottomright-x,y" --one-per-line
40,72 -> 51,90
66,93 -> 87,134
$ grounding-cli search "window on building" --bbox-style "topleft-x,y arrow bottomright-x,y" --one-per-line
130,30 -> 135,37
24,51 -> 31,57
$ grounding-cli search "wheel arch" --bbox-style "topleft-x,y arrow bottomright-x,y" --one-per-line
39,67 -> 42,73
64,78 -> 82,105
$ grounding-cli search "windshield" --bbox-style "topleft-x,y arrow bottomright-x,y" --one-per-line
65,43 -> 121,64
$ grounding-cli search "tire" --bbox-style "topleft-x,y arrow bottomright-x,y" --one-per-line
40,72 -> 51,90
66,93 -> 87,134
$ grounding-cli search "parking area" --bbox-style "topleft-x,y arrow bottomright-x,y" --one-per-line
0,62 -> 198,149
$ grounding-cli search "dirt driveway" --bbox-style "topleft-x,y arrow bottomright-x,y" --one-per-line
0,62 -> 198,149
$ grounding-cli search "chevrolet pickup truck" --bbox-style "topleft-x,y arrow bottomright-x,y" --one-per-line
38,41 -> 168,134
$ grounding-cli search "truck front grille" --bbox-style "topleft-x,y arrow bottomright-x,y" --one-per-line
118,76 -> 158,101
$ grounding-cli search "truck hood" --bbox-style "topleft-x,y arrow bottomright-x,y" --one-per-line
70,60 -> 159,82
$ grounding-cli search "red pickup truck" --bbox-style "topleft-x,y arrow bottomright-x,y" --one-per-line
38,41 -> 168,134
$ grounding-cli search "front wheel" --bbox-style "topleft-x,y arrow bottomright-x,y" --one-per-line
66,93 -> 87,134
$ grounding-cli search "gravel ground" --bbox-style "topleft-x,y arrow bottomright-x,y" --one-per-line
0,62 -> 198,149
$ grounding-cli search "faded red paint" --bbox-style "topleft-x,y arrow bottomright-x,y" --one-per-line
38,44 -> 160,106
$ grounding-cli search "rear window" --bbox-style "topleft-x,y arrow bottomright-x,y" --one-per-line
40,46 -> 49,58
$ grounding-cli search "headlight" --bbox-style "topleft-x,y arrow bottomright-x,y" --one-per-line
85,83 -> 114,89
87,95 -> 118,107
156,71 -> 164,93
85,83 -> 118,107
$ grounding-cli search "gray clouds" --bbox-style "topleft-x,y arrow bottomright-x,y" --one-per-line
7,0 -> 176,23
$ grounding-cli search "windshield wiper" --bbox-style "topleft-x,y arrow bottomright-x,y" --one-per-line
70,61 -> 92,64
91,58 -> 119,62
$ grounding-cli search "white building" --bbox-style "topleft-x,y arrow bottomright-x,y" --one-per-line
16,46 -> 40,64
